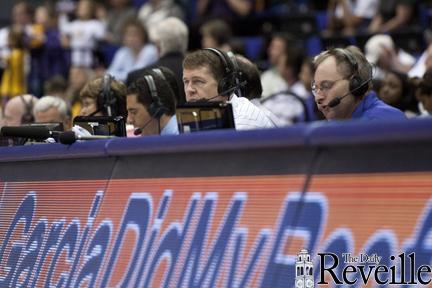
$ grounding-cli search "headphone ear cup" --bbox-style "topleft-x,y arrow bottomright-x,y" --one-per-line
350,75 -> 368,98
21,112 -> 34,124
147,96 -> 165,119
20,96 -> 34,124
218,76 -> 229,97
219,74 -> 239,97
144,75 -> 167,119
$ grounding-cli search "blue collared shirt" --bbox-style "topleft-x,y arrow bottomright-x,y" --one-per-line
352,92 -> 406,121
160,115 -> 179,135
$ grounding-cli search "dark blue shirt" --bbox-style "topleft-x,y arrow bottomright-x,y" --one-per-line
351,92 -> 406,121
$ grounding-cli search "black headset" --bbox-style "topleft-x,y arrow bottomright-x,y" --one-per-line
97,74 -> 116,116
20,95 -> 35,124
144,74 -> 167,119
336,48 -> 372,98
204,48 -> 243,97
152,68 -> 167,81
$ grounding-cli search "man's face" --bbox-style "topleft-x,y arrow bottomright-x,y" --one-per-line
35,107 -> 71,130
183,65 -> 224,102
313,56 -> 355,120
127,94 -> 158,136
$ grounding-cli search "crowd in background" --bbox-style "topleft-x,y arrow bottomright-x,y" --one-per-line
1,0 -> 432,131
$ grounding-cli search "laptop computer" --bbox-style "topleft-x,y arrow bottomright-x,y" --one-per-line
176,102 -> 235,133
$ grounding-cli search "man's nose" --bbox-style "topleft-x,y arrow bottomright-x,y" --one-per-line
314,90 -> 325,103
185,82 -> 195,93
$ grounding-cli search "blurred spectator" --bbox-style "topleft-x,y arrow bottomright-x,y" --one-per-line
66,66 -> 95,118
260,33 -> 296,99
408,43 -> 432,78
235,54 -> 262,100
313,46 -> 405,121
44,75 -> 68,99
260,42 -> 310,124
79,75 -> 127,118
1,25 -> 28,104
200,18 -> 233,51
39,5 -> 70,88
127,17 -> 189,104
183,48 -> 275,129
415,68 -> 432,116
126,68 -> 179,136
324,0 -> 378,36
197,0 -> 252,23
368,0 -> 419,34
12,1 -> 33,25
378,70 -> 418,117
260,45 -> 310,125
33,95 -> 72,130
107,20 -> 157,81
105,0 -> 136,45
3,94 -> 38,127
27,4 -> 49,97
0,1 -> 33,59
29,5 -> 46,48
364,34 -> 416,79
138,0 -> 185,30
0,2 -> 33,103
28,4 -> 69,97
276,45 -> 308,99
60,0 -> 106,68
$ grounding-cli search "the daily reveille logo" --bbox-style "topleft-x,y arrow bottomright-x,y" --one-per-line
300,250 -> 432,286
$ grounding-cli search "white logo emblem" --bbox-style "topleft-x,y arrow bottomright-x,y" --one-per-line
296,249 -> 314,288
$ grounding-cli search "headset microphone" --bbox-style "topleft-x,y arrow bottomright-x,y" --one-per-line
133,128 -> 142,136
133,116 -> 158,136
327,75 -> 374,108
191,80 -> 247,103
328,91 -> 351,108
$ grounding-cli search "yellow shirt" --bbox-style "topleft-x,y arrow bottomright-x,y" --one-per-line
29,24 -> 45,48
1,48 -> 27,98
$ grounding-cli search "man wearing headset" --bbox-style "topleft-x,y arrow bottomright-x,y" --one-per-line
126,67 -> 178,136
3,94 -> 38,127
313,46 -> 405,121
182,48 -> 275,130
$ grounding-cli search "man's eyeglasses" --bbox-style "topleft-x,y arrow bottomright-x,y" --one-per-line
311,78 -> 346,96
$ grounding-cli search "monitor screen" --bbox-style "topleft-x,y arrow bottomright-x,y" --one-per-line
176,102 -> 235,133
73,116 -> 126,137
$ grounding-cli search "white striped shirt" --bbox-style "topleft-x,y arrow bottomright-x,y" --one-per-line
228,94 -> 275,130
